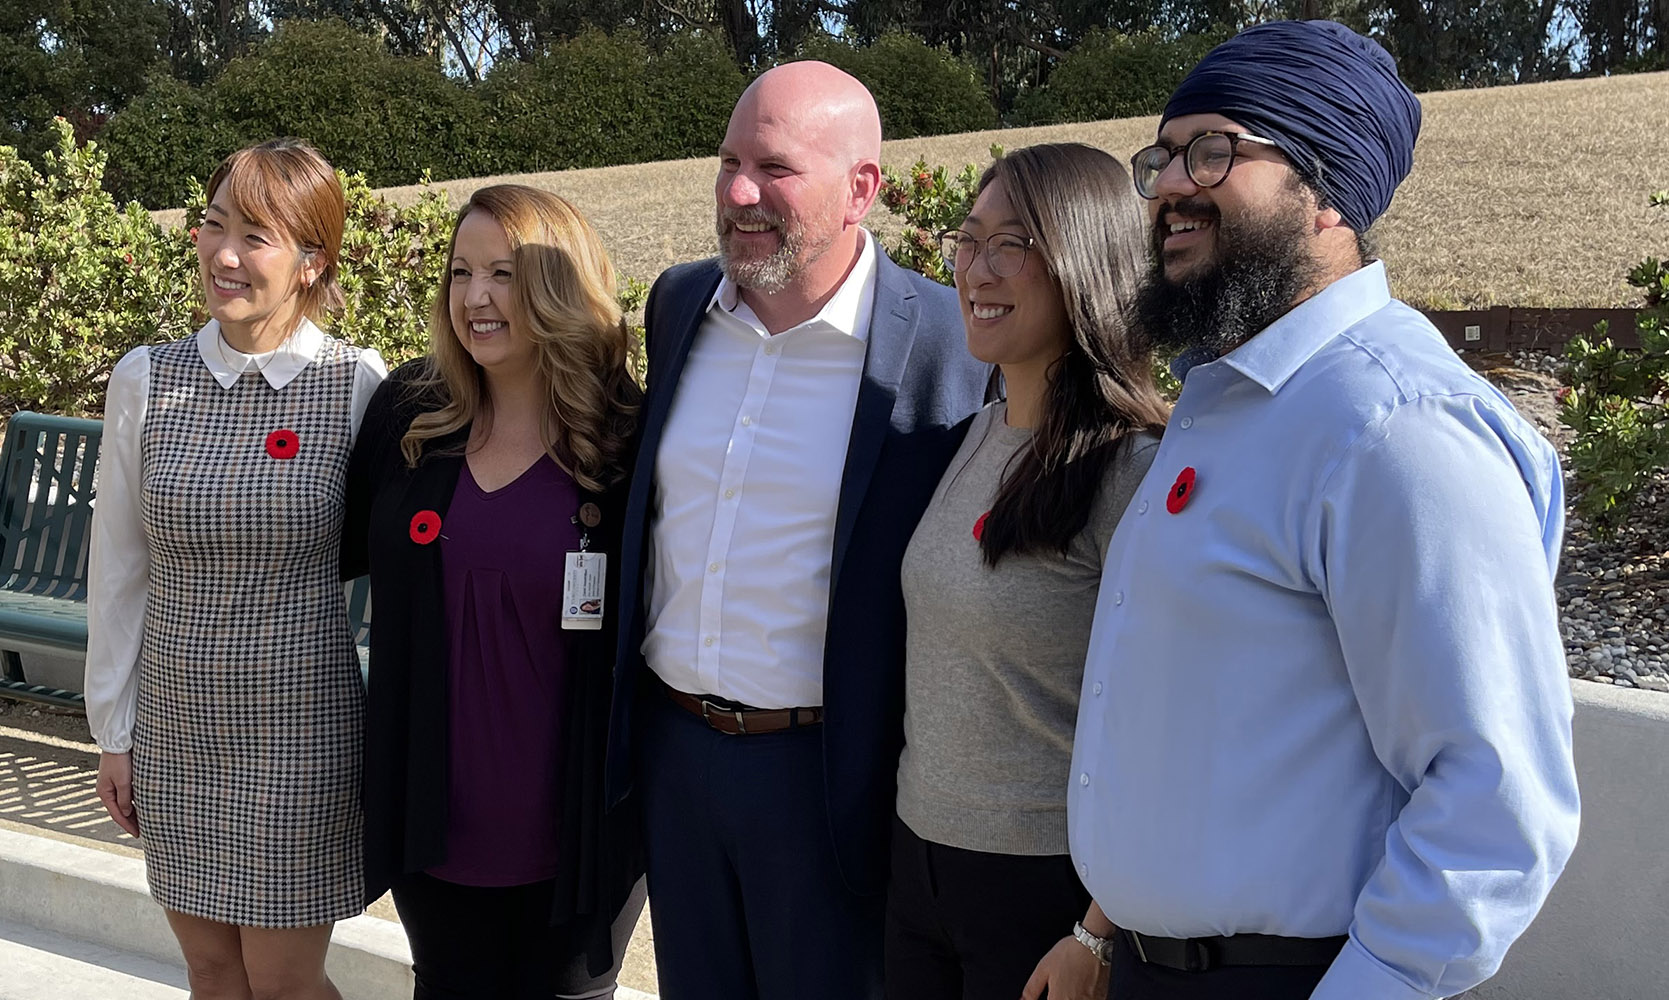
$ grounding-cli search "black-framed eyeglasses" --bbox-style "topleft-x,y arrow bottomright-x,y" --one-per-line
937,229 -> 1036,278
1130,131 -> 1281,200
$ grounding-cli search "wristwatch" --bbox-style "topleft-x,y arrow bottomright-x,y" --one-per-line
1072,921 -> 1115,966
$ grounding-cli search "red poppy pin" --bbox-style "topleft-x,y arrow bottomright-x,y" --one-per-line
1166,467 -> 1197,514
264,429 -> 299,460
972,510 -> 990,542
409,510 -> 442,545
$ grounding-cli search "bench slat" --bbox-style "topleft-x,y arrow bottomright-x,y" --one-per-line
1,413 -> 374,707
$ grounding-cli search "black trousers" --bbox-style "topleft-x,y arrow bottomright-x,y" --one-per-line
390,871 -> 646,1000
638,691 -> 885,1000
1109,930 -> 1335,1000
883,814 -> 1092,1000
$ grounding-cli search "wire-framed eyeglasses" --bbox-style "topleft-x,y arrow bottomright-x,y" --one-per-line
937,230 -> 1036,278
1130,131 -> 1281,200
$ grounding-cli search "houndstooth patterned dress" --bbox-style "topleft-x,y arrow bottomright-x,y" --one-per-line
132,334 -> 365,926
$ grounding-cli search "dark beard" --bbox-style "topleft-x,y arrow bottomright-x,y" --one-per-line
1134,196 -> 1323,358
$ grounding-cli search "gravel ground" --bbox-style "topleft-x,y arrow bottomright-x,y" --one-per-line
1473,350 -> 1669,692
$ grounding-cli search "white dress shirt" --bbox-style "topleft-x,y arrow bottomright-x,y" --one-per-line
84,319 -> 387,752
643,232 -> 879,709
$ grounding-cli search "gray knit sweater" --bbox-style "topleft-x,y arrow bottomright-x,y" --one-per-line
896,401 -> 1159,856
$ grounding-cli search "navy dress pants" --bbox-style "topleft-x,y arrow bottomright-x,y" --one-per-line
637,691 -> 884,1000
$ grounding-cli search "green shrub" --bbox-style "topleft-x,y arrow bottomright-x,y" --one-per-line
878,152 -> 993,285
1011,28 -> 1226,127
1,120 -> 650,415
1561,189 -> 1669,534
98,76 -> 241,212
207,19 -> 486,189
0,119 -> 197,415
101,19 -> 486,209
641,33 -> 749,162
798,33 -> 998,139
479,29 -> 744,175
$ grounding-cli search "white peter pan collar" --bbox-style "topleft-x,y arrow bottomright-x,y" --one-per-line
195,317 -> 325,391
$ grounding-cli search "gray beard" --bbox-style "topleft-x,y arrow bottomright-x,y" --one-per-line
716,206 -> 840,294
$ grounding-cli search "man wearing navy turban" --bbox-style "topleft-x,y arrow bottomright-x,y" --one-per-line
1028,19 -> 1580,1000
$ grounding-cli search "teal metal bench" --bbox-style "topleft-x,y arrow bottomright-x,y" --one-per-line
0,413 -> 100,708
0,412 -> 372,712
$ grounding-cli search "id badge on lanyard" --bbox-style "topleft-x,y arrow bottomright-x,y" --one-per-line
562,502 -> 607,630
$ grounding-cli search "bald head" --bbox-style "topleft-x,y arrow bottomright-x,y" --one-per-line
713,60 -> 885,314
733,61 -> 882,168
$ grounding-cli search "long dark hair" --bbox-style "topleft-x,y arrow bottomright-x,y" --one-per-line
977,143 -> 1169,566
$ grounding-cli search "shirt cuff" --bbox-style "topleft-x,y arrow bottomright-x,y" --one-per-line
1309,938 -> 1440,1000
94,734 -> 133,754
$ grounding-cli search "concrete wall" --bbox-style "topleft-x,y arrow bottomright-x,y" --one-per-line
1469,682 -> 1669,1000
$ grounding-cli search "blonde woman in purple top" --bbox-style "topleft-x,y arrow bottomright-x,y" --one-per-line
343,185 -> 644,999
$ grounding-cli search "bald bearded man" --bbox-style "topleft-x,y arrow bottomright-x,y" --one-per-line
604,62 -> 989,1000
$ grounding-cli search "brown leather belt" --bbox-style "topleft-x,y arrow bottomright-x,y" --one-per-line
662,685 -> 823,735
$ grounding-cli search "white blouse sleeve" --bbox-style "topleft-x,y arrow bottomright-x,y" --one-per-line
350,349 -> 388,445
84,347 -> 152,753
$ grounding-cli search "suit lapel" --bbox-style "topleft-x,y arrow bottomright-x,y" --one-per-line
639,269 -> 721,462
618,267 -> 722,669
830,258 -> 919,597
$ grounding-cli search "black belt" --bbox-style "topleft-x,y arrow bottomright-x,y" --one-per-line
1122,930 -> 1347,972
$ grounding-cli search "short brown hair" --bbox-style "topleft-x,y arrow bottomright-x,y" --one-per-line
205,139 -> 346,322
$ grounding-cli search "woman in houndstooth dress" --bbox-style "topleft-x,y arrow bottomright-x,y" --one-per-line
84,139 -> 385,998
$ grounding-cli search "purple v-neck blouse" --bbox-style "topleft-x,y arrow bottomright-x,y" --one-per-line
428,454 -> 580,887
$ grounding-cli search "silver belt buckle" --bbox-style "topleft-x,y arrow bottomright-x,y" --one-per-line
700,699 -> 748,734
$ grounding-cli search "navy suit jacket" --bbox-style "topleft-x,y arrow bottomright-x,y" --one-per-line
605,251 -> 990,895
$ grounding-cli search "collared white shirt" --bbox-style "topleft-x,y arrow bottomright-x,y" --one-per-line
643,231 -> 880,709
84,319 -> 386,752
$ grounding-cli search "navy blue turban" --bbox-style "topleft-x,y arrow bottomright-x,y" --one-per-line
1162,19 -> 1421,233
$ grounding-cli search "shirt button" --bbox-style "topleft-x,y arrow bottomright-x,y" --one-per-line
741,416 -> 753,426
708,562 -> 719,573
1079,863 -> 1089,879
1137,500 -> 1149,515
724,489 -> 736,499
1180,416 -> 1194,429
1114,591 -> 1124,606
703,636 -> 714,647
1080,773 -> 1090,786
1093,682 -> 1103,696
764,343 -> 778,355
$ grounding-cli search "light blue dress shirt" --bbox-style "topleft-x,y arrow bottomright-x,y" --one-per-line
1068,262 -> 1580,1000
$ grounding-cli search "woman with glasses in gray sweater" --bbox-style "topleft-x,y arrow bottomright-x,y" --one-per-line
886,142 -> 1167,1000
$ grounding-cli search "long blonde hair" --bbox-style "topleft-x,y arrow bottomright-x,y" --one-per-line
401,185 -> 642,491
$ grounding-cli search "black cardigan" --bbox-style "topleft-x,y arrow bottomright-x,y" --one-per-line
342,359 -> 642,973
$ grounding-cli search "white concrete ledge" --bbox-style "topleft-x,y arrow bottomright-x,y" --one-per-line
14,680 -> 1656,999
1469,681 -> 1669,999
0,827 -> 413,999
0,828 -> 657,999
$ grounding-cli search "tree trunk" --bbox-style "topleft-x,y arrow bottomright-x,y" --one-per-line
719,0 -> 760,69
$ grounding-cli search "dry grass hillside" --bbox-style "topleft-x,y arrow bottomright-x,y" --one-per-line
165,70 -> 1669,309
